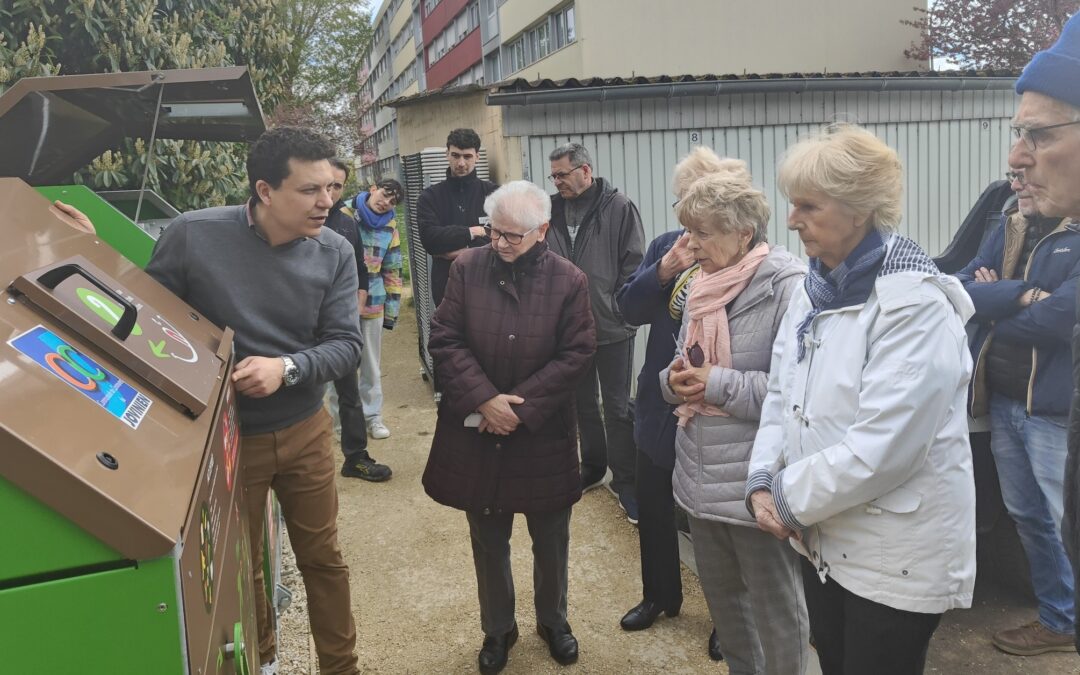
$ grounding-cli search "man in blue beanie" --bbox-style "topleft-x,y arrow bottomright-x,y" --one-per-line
1011,10 -> 1080,654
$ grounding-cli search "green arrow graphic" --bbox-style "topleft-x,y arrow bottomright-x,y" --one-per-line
149,339 -> 169,358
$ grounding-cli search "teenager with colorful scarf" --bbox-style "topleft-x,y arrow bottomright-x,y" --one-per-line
348,179 -> 404,441
746,124 -> 976,675
658,164 -> 809,675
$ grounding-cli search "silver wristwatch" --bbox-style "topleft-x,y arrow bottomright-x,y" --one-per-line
281,355 -> 301,387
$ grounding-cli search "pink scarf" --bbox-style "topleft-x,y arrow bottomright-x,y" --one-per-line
675,243 -> 770,426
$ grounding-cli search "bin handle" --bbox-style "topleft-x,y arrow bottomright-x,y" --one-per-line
36,264 -> 138,341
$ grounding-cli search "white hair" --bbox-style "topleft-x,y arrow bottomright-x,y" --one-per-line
484,180 -> 552,230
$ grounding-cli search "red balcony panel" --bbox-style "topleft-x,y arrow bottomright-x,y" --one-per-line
421,0 -> 471,45
424,29 -> 482,89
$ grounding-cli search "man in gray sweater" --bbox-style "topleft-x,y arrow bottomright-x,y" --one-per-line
146,126 -> 363,675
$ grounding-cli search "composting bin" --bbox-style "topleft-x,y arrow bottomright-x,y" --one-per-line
0,177 -> 258,675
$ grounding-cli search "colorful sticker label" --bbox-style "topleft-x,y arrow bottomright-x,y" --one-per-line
8,325 -> 152,429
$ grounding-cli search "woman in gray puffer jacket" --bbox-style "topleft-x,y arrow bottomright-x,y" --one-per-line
660,166 -> 808,675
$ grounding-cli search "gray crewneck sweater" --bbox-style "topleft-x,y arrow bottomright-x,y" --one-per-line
146,204 -> 363,434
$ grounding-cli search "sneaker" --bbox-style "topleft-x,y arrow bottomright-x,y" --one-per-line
368,420 -> 391,439
260,662 -> 277,675
618,493 -> 639,525
992,620 -> 1075,655
341,452 -> 392,482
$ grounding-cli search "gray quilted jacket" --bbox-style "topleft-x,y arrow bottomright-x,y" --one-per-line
660,246 -> 805,525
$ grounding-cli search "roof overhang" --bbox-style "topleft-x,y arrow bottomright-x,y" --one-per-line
0,66 -> 266,185
487,72 -> 1019,106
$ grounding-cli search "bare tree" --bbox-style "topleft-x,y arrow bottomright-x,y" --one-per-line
904,0 -> 1078,69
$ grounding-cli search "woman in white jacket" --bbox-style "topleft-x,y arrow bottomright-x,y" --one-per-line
745,124 -> 976,675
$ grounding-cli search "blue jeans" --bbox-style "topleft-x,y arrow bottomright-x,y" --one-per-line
990,394 -> 1075,633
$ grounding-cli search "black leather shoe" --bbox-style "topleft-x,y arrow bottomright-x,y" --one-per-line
536,623 -> 579,665
620,599 -> 680,631
478,623 -> 518,674
708,628 -> 724,662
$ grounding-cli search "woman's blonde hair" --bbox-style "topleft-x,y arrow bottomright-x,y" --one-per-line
676,165 -> 771,246
777,123 -> 903,231
671,146 -> 751,199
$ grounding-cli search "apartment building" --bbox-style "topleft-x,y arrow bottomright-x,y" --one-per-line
359,0 -> 424,183
363,0 -> 922,182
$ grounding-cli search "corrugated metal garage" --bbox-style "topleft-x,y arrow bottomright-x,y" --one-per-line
488,72 -> 1019,375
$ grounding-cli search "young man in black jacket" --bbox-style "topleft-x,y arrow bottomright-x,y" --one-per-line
416,128 -> 498,306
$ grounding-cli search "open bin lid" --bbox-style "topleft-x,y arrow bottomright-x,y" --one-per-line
0,66 -> 265,186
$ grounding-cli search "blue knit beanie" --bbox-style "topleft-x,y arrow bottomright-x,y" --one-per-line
1016,12 -> 1080,109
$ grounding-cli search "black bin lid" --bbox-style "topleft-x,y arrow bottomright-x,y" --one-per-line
0,66 -> 266,185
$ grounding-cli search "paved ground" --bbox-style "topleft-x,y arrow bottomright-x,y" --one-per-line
277,300 -> 1080,673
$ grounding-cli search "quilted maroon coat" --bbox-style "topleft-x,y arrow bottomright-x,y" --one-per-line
422,241 -> 597,514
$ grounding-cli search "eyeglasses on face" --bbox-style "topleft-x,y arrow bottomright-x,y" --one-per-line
547,165 -> 585,182
483,224 -> 538,245
1011,120 -> 1080,151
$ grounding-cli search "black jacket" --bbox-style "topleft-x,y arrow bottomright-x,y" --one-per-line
416,169 -> 498,305
549,177 -> 645,345
324,200 -> 368,293
1066,277 -> 1080,649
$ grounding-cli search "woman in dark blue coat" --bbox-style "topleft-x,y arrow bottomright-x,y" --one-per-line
614,147 -> 746,660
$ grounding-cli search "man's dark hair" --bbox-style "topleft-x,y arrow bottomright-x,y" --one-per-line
375,178 -> 405,203
247,126 -> 336,200
446,128 -> 482,152
329,157 -> 351,181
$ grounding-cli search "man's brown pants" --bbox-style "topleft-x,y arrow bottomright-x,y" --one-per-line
242,407 -> 359,675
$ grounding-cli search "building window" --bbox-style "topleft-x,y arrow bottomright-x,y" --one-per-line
502,3 -> 574,76
423,0 -> 441,17
450,62 -> 485,87
426,0 -> 481,67
484,51 -> 501,83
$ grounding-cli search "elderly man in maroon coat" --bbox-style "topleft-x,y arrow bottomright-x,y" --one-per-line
423,180 -> 597,674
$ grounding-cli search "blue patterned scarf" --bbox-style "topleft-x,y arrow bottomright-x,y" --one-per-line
795,228 -> 887,362
353,192 -> 395,231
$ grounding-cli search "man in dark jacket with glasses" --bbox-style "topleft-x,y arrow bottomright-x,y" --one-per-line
547,142 -> 645,523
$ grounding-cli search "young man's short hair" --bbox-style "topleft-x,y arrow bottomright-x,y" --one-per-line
375,178 -> 405,204
329,157 -> 351,181
247,126 -> 336,200
446,128 -> 482,152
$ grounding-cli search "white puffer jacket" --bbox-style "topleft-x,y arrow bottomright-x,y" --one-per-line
746,235 -> 976,614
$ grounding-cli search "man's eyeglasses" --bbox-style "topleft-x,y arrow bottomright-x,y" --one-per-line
1011,120 -> 1080,151
547,165 -> 585,182
484,225 -> 538,245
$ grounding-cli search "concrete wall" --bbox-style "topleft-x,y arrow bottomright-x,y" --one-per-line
394,91 -> 522,185
499,0 -> 922,81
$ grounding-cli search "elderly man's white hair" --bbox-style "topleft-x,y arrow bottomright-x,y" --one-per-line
484,180 -> 552,230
